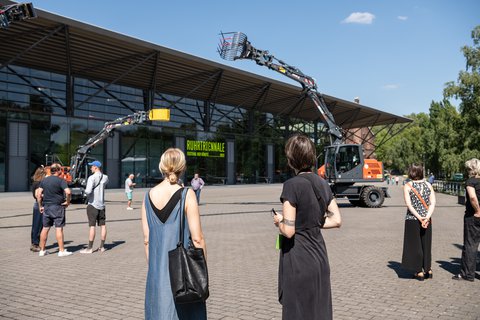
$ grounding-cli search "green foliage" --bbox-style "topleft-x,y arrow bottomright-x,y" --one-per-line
377,26 -> 480,178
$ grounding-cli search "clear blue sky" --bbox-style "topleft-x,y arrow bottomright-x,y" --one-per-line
29,0 -> 479,117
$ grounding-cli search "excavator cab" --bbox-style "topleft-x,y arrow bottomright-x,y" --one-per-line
321,144 -> 384,184
319,144 -> 387,208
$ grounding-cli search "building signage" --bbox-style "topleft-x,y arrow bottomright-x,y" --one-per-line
186,140 -> 225,158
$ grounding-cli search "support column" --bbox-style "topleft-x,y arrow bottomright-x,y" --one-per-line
266,143 -> 274,184
203,100 -> 211,132
65,25 -> 74,117
248,110 -> 255,134
283,116 -> 290,139
174,136 -> 185,153
175,136 -> 186,182
226,139 -> 235,185
105,132 -> 120,188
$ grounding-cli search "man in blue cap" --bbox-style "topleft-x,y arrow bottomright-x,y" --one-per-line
80,160 -> 109,253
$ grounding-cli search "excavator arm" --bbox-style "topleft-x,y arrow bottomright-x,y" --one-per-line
0,2 -> 36,29
70,110 -> 169,186
218,31 -> 342,144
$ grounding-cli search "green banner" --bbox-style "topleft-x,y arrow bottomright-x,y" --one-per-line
186,140 -> 225,158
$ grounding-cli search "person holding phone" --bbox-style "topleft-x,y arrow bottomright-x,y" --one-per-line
273,134 -> 341,320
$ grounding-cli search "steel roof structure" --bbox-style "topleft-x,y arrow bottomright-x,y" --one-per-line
0,1 -> 412,130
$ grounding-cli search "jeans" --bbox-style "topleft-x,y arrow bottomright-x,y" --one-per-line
31,202 -> 42,245
195,189 -> 201,204
460,215 -> 480,280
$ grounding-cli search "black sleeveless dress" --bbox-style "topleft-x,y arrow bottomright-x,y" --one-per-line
279,173 -> 334,320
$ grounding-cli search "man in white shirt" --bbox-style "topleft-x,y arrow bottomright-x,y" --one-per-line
125,173 -> 136,210
80,161 -> 109,253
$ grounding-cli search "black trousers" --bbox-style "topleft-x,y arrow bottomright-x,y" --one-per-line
402,219 -> 432,273
460,216 -> 480,280
31,202 -> 42,245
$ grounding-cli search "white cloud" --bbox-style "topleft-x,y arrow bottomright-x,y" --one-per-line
382,84 -> 400,90
397,16 -> 408,21
342,12 -> 375,24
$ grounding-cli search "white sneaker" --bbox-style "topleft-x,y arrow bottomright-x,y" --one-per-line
58,249 -> 73,257
126,207 -> 134,210
39,250 -> 48,257
98,247 -> 106,253
80,248 -> 93,254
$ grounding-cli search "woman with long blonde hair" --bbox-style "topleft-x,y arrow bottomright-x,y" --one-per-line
141,148 -> 207,319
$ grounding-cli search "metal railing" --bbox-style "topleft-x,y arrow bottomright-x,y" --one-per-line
432,180 -> 465,196
432,180 -> 466,205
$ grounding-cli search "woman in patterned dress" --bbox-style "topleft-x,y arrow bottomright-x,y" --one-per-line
401,164 -> 436,280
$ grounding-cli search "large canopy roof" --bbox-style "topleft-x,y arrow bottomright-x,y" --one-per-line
0,1 -> 411,129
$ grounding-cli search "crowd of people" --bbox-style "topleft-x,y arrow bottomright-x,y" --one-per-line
29,144 -> 479,319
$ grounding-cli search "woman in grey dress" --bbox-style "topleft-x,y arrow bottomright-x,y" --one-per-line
273,134 -> 342,320
141,148 -> 207,320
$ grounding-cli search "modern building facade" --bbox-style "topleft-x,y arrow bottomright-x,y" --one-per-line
0,1 -> 410,191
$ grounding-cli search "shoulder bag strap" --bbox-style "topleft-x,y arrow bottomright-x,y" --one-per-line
177,188 -> 189,245
92,173 -> 103,191
408,182 -> 429,210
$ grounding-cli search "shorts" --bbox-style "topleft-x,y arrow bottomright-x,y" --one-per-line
42,204 -> 66,228
86,204 -> 106,227
126,191 -> 133,200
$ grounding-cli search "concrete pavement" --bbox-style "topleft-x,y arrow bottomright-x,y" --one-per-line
0,182 -> 478,319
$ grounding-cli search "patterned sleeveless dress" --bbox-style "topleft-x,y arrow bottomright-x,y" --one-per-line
405,180 -> 431,220
144,188 -> 207,320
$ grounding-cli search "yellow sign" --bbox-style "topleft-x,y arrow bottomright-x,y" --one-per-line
186,140 -> 225,158
149,109 -> 170,121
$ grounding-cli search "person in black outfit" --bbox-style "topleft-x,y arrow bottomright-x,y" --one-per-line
272,134 -> 342,320
30,167 -> 46,252
452,158 -> 480,282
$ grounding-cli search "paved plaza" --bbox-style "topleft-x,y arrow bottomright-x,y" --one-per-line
0,182 -> 479,320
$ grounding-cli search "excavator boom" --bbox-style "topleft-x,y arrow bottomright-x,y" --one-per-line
67,109 -> 169,200
218,32 -> 388,207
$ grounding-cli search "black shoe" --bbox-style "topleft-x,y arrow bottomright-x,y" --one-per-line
413,272 -> 425,281
452,274 -> 474,282
425,270 -> 433,279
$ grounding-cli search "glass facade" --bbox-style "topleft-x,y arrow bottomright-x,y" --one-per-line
0,64 -> 317,191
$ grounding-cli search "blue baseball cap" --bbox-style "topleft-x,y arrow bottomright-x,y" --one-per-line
88,160 -> 102,167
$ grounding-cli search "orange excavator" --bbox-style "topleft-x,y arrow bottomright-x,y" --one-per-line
218,32 -> 388,207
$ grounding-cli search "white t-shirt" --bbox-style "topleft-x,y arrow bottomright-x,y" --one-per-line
125,178 -> 134,193
86,171 -> 109,210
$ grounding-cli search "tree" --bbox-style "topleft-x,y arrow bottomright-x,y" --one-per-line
377,26 -> 480,178
375,113 -> 428,173
444,26 -> 480,157
427,100 -> 462,177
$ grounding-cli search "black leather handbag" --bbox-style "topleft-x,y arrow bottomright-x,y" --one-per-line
168,188 -> 209,304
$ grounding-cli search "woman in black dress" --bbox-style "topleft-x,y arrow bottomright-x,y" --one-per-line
30,167 -> 45,252
273,134 -> 342,320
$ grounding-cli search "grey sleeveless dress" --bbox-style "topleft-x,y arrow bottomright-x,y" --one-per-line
144,188 -> 207,320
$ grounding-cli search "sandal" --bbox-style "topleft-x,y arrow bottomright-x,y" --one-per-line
413,272 -> 425,281
425,270 -> 433,279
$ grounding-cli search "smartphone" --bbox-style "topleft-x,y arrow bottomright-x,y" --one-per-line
271,208 -> 277,215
